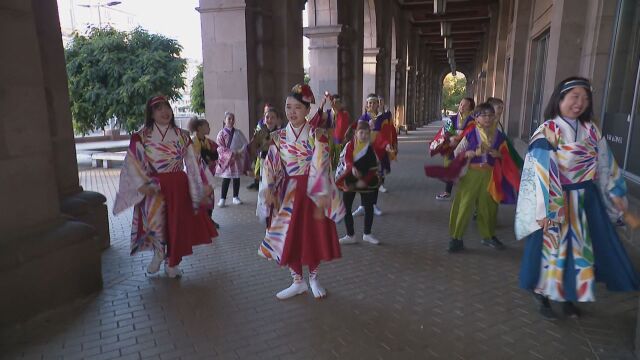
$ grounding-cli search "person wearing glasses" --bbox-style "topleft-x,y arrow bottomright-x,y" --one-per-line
447,102 -> 521,253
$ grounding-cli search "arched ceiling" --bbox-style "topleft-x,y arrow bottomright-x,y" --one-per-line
397,0 -> 497,69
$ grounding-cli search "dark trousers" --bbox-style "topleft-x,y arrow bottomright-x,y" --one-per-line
343,191 -> 376,236
445,181 -> 453,194
221,178 -> 240,199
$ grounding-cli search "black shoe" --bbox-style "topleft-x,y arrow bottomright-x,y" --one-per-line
212,220 -> 220,229
563,302 -> 581,318
448,238 -> 464,253
536,295 -> 557,320
246,182 -> 259,191
481,236 -> 505,250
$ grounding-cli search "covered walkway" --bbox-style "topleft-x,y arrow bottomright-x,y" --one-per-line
2,125 -> 637,359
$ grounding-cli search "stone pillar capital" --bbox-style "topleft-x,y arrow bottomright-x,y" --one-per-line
303,25 -> 343,39
197,0 -> 246,13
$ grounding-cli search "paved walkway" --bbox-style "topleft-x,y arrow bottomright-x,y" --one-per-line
2,125 -> 639,359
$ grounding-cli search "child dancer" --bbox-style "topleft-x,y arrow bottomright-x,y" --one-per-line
215,112 -> 250,207
335,121 -> 381,245
189,117 -> 220,229
258,84 -> 345,300
446,102 -> 520,252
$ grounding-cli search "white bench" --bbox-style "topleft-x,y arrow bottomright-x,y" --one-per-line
91,151 -> 126,168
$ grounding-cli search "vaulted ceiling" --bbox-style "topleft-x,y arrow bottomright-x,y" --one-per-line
397,0 -> 497,73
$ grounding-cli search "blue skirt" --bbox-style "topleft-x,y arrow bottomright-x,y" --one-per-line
519,181 -> 640,300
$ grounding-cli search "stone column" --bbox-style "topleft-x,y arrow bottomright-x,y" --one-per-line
32,0 -> 109,249
0,0 -> 102,326
504,0 -> 533,138
199,0 -> 253,137
543,0 -> 588,104
492,0 -> 510,100
270,0 -> 305,107
484,3 -> 500,98
305,0 -> 363,118
362,47 -> 380,106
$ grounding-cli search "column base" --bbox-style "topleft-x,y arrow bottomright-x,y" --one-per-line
60,190 -> 109,249
0,219 -> 102,327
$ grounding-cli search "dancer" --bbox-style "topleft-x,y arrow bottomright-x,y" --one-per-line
247,104 -> 278,190
335,121 -> 381,245
215,111 -> 250,207
516,77 -> 640,319
254,106 -> 283,226
258,84 -> 345,300
114,96 -> 217,278
189,116 -> 220,229
439,102 -> 520,253
353,93 -> 396,216
432,97 -> 475,201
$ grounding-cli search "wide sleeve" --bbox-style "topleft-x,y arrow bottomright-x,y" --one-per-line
216,130 -> 233,171
334,141 -> 353,190
257,134 -> 284,218
514,124 -> 563,240
308,128 -> 346,222
453,136 -> 469,158
594,126 -> 627,221
113,133 -> 154,214
183,135 -> 214,211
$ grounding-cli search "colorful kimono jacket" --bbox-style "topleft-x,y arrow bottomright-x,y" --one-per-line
215,127 -> 250,178
358,110 -> 397,174
113,127 -> 217,266
335,140 -> 381,192
429,113 -> 474,158
453,125 -> 521,204
258,109 -> 345,267
192,135 -> 218,176
516,117 -> 639,302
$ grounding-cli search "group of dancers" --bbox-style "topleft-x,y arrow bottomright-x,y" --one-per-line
114,84 -> 397,299
114,77 -> 639,320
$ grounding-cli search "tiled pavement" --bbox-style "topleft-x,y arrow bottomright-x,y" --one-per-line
2,124 -> 639,359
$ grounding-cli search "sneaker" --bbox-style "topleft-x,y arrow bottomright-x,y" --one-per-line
339,234 -> 357,245
379,185 -> 388,193
276,280 -> 308,300
563,302 -> 581,318
147,251 -> 164,274
481,236 -> 505,250
447,238 -> 464,253
373,205 -> 383,216
352,206 -> 365,217
435,192 -> 451,201
232,197 -> 242,205
362,234 -> 380,245
217,198 -> 226,208
246,182 -> 259,191
309,278 -> 327,299
164,264 -> 183,278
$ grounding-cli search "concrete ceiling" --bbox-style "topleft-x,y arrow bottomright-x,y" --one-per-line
397,0 -> 496,69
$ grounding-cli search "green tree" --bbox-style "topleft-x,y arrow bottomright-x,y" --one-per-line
441,73 -> 466,113
191,64 -> 205,114
65,27 -> 187,134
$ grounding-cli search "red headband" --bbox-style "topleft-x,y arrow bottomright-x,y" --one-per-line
149,96 -> 168,107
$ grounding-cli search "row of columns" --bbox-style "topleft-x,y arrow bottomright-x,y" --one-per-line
199,0 -> 443,136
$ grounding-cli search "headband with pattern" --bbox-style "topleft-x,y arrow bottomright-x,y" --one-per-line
560,79 -> 591,94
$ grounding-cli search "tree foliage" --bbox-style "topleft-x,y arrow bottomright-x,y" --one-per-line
191,64 -> 205,114
65,27 -> 187,134
441,73 -> 467,113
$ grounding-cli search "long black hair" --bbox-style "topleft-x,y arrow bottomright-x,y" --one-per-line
144,96 -> 176,128
543,76 -> 593,123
